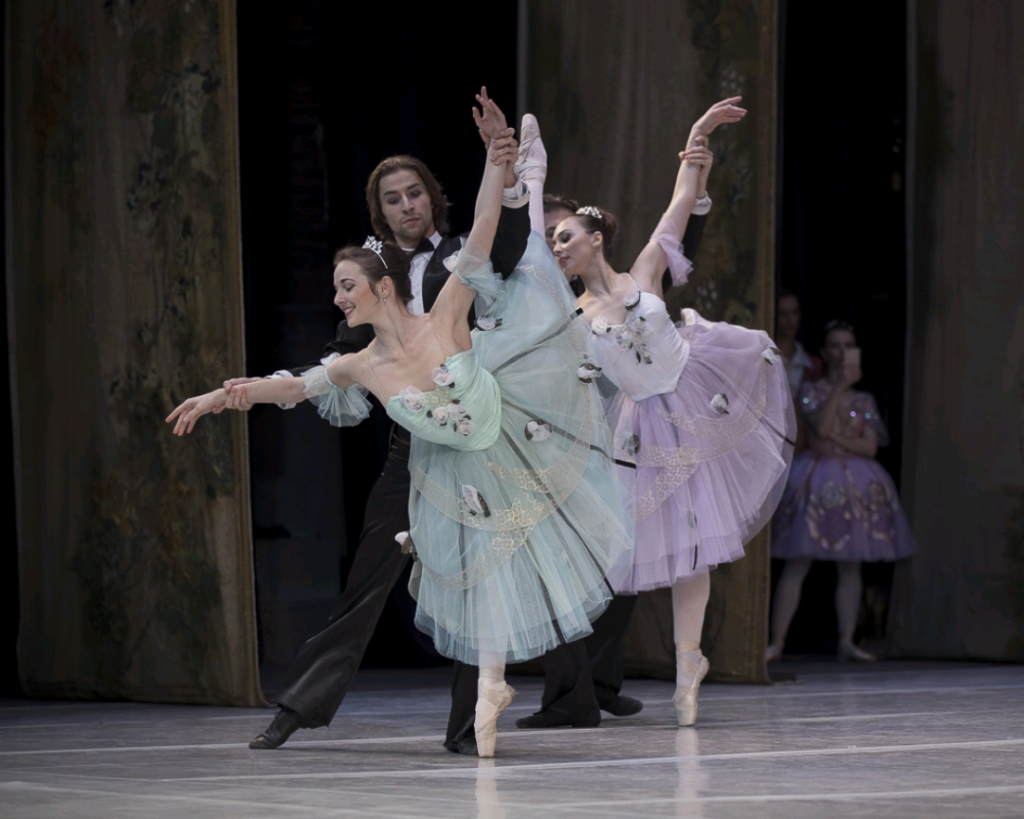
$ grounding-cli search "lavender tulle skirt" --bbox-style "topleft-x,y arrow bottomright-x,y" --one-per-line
771,452 -> 918,562
610,317 -> 796,593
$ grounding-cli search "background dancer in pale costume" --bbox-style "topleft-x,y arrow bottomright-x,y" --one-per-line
169,98 -> 632,757
551,103 -> 795,727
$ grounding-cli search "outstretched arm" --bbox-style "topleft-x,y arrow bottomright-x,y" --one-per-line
167,375 -> 306,435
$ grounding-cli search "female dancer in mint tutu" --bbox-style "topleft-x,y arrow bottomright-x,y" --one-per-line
767,320 -> 917,663
551,113 -> 795,727
168,98 -> 631,758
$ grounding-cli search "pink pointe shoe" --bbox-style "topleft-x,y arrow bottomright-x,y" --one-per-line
475,682 -> 517,758
515,114 -> 547,184
674,650 -> 710,727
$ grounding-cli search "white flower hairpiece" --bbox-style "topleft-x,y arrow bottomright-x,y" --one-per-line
362,236 -> 388,268
576,206 -> 603,219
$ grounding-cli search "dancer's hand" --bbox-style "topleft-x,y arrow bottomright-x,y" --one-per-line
488,129 -> 518,169
472,86 -> 509,144
680,137 -> 714,168
223,377 -> 260,411
838,363 -> 863,388
166,389 -> 228,435
688,97 -> 746,147
226,385 -> 251,410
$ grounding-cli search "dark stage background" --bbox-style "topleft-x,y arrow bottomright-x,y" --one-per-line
5,0 -> 1020,699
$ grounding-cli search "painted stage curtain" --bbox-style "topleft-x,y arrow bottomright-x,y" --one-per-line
8,0 -> 262,704
888,0 -> 1024,661
526,0 -> 780,683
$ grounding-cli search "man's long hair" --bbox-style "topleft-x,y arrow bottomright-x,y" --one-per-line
365,155 -> 451,243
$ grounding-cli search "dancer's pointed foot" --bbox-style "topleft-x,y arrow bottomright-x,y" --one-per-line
249,708 -> 302,750
515,113 -> 547,184
837,640 -> 877,663
765,643 -> 782,663
673,650 -> 710,727
474,682 -> 517,758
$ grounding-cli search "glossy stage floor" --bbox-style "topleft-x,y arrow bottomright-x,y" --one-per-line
2,661 -> 1022,818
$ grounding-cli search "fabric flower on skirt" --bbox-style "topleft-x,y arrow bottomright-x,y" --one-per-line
461,484 -> 491,517
399,386 -> 426,413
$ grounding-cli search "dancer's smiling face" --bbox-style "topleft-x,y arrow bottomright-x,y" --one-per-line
378,169 -> 435,248
333,260 -> 389,327
552,217 -> 602,279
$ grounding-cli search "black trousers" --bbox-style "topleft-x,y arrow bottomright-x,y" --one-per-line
274,430 -> 413,728
273,427 -> 634,745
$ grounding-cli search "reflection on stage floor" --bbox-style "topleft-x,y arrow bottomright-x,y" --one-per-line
2,661 -> 1022,818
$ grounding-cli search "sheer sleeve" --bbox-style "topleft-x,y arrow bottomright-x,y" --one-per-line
443,250 -> 503,310
651,212 -> 694,287
853,391 -> 889,446
302,365 -> 372,427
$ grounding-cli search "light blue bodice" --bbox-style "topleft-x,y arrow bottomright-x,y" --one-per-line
386,349 -> 502,452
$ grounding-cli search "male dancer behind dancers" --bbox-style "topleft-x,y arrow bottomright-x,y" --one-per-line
226,95 -> 530,754
506,106 -> 723,730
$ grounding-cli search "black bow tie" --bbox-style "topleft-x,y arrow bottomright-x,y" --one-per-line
410,236 -> 435,256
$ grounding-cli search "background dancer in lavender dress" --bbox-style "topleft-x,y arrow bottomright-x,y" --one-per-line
768,321 -> 918,662
552,107 -> 795,727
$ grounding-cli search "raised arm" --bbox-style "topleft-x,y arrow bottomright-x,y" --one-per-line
628,139 -> 713,295
430,94 -> 518,332
472,89 -> 531,277
465,91 -> 516,261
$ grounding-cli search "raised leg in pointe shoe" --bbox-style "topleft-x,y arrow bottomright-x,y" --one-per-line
515,113 -> 548,237
671,573 -> 711,727
475,659 -> 516,759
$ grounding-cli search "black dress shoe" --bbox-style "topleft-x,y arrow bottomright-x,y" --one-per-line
249,708 -> 302,750
599,695 -> 643,717
445,735 -> 478,755
515,709 -> 601,729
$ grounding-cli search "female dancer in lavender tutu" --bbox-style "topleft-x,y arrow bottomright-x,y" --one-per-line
767,321 -> 917,662
549,104 -> 796,726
